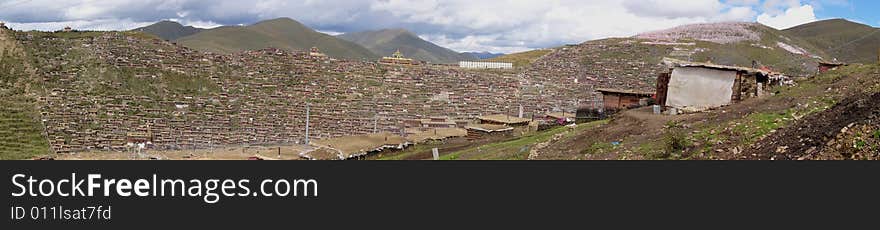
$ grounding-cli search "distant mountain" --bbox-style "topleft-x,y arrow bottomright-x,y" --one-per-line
337,29 -> 474,64
462,51 -> 505,60
175,18 -> 377,60
133,21 -> 203,41
784,19 -> 880,63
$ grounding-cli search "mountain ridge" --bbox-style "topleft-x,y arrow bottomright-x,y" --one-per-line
783,18 -> 880,63
338,28 -> 474,63
462,51 -> 505,59
173,18 -> 377,60
133,21 -> 203,41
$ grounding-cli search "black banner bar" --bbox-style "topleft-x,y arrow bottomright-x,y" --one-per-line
3,161 -> 879,228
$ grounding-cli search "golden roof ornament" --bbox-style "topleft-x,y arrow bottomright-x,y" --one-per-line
392,49 -> 405,59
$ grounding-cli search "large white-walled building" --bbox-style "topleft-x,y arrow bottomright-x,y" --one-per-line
459,61 -> 513,69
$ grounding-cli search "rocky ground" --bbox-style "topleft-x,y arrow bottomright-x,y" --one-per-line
534,64 -> 880,160
746,91 -> 880,160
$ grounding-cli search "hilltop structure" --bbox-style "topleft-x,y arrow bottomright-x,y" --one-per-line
0,21 -> 6,29
63,26 -> 72,32
818,61 -> 846,73
309,47 -> 327,58
379,49 -> 419,65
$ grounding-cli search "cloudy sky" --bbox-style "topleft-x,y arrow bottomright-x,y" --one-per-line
1,0 -> 876,53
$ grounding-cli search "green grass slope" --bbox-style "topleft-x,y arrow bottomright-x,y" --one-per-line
176,18 -> 378,60
784,19 -> 880,64
0,28 -> 50,159
691,24 -> 830,75
485,49 -> 553,68
619,23 -> 829,76
440,120 -> 608,160
338,29 -> 474,64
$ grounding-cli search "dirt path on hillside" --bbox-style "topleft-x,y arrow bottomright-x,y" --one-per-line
534,107 -> 679,160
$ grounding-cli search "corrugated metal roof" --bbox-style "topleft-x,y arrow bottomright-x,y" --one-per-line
662,57 -> 770,75
478,114 -> 531,124
596,88 -> 655,96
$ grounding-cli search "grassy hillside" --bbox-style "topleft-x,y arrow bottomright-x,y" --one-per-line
133,21 -> 204,41
784,19 -> 880,64
627,23 -> 828,76
440,120 -> 608,160
533,64 -> 880,160
0,28 -> 50,159
338,29 -> 474,64
486,49 -> 554,68
176,18 -> 378,60
691,24 -> 829,75
0,94 -> 50,160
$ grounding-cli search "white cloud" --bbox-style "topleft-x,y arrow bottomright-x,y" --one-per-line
622,0 -> 724,18
167,18 -> 223,29
717,6 -> 759,21
727,0 -> 761,5
317,30 -> 344,36
6,19 -> 154,31
761,0 -> 801,14
369,0 -> 758,52
0,0 -> 834,52
757,4 -> 817,29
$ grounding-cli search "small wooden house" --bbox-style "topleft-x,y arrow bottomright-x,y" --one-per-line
656,58 -> 790,113
465,124 -> 513,140
596,88 -> 654,110
544,112 -> 576,125
818,61 -> 846,73
477,114 -> 531,127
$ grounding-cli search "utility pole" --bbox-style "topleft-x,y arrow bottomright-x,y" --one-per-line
506,105 -> 510,121
518,105 -> 524,118
304,103 -> 310,145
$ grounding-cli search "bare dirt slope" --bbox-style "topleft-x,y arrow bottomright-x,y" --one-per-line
745,91 -> 880,160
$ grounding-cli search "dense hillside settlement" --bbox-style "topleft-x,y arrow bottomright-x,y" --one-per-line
1,19 -> 877,160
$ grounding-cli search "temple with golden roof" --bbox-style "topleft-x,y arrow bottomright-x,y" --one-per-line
379,49 -> 419,65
